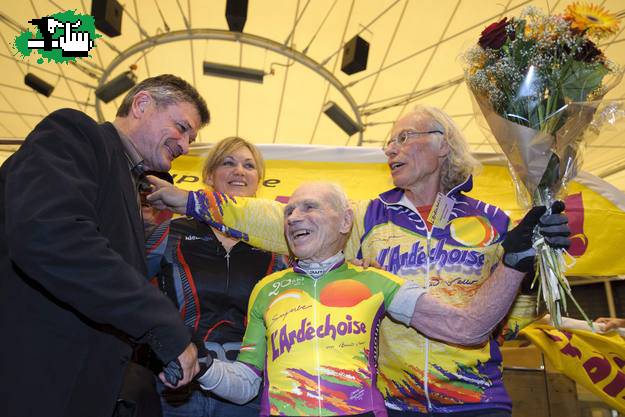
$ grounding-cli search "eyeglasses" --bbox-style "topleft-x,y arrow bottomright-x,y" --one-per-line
383,130 -> 444,150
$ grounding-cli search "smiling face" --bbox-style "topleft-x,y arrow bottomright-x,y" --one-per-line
284,183 -> 352,262
131,93 -> 201,172
384,112 -> 449,192
207,146 -> 260,197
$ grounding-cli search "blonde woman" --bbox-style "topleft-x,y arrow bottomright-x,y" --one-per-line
147,137 -> 285,417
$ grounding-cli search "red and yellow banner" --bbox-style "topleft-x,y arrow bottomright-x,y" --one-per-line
522,324 -> 625,412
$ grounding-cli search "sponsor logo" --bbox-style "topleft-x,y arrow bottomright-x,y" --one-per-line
270,314 -> 367,360
377,239 -> 485,274
268,276 -> 306,296
184,235 -> 212,242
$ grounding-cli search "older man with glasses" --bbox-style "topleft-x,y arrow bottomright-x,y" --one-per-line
147,105 -> 571,417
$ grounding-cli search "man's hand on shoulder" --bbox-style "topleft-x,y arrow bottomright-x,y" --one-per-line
351,258 -> 384,270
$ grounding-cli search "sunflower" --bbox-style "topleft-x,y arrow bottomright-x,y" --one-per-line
564,2 -> 620,39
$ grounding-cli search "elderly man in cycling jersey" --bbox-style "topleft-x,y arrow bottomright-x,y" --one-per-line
188,181 -> 568,417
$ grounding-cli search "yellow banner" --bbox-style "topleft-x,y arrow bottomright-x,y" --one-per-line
522,324 -> 625,412
171,145 -> 625,276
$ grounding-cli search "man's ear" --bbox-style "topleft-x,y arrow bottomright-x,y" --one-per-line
340,207 -> 354,234
437,138 -> 450,158
131,91 -> 152,118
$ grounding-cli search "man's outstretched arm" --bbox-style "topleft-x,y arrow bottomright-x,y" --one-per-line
389,203 -> 570,345
147,176 -> 289,254
409,264 -> 525,345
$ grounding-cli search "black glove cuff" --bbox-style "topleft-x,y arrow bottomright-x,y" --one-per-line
503,248 -> 535,272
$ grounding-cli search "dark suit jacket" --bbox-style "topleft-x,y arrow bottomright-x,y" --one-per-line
0,109 -> 190,417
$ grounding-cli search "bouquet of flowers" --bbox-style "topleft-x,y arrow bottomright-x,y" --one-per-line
463,3 -> 623,327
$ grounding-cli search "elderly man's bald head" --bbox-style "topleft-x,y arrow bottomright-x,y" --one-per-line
311,182 -> 349,211
284,182 -> 353,262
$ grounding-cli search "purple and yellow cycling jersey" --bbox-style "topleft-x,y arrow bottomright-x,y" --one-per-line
187,176 -> 531,414
349,182 -> 512,414
238,260 -> 404,417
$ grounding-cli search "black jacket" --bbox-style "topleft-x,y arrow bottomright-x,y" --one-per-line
149,217 -> 284,348
0,109 -> 190,417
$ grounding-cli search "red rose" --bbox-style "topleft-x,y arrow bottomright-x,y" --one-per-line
479,17 -> 514,49
575,39 -> 603,63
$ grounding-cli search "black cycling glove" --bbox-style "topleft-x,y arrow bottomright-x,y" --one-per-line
162,359 -> 183,386
502,201 -> 571,275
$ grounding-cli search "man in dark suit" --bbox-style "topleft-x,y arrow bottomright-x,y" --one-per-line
0,74 -> 210,417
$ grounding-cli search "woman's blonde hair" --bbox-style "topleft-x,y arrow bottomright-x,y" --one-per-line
409,105 -> 480,192
201,136 -> 265,186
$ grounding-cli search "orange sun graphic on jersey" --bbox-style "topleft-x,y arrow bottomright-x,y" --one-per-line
319,279 -> 372,307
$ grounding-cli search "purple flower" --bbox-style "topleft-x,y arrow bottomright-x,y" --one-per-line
479,17 -> 514,50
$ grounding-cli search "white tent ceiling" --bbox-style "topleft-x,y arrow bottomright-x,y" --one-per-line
1,0 -> 625,190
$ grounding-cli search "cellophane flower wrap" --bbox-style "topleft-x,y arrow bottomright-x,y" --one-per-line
463,3 -> 623,327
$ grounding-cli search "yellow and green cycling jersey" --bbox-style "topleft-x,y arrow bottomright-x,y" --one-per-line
188,176 -> 534,413
238,261 -> 403,416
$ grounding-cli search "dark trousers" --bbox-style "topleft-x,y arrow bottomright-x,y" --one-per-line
157,379 -> 260,417
115,361 -> 163,417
